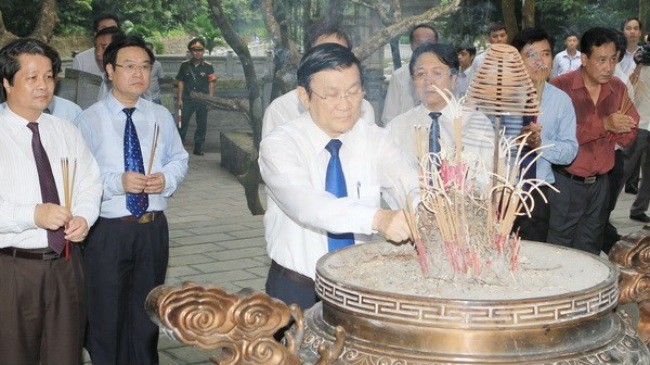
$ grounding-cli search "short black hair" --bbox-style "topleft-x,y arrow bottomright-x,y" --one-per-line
187,37 -> 207,50
0,38 -> 61,86
93,13 -> 120,33
510,27 -> 555,54
456,44 -> 477,57
409,24 -> 439,45
306,19 -> 353,50
488,22 -> 507,35
565,31 -> 580,40
580,27 -> 619,58
621,17 -> 643,31
297,43 -> 362,95
95,26 -> 123,42
409,43 -> 459,76
103,34 -> 155,71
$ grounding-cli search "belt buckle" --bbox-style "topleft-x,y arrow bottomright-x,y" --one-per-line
137,212 -> 155,224
584,176 -> 597,184
42,251 -> 60,260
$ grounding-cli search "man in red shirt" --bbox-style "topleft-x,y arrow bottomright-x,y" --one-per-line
549,27 -> 639,254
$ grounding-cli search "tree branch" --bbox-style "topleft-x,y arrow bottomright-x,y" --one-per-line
189,91 -> 251,125
353,0 -> 461,61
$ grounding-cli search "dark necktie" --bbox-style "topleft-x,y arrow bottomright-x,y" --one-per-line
429,112 -> 442,154
27,123 -> 66,254
123,108 -> 149,218
325,139 -> 354,251
521,116 -> 537,184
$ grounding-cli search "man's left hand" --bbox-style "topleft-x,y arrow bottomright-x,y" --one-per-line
145,173 -> 166,194
519,123 -> 542,149
65,216 -> 89,242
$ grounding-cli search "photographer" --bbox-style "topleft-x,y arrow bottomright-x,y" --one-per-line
624,26 -> 650,223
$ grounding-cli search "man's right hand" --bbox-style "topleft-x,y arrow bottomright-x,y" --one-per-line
122,171 -> 148,194
604,112 -> 635,133
372,209 -> 412,243
34,203 -> 72,230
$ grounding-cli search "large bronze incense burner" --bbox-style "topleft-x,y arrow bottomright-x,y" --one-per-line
146,239 -> 650,364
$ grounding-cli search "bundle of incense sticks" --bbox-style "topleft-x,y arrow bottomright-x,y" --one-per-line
61,158 -> 77,260
147,123 -> 160,175
620,65 -> 643,115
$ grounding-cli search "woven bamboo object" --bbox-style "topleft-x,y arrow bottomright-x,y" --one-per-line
465,44 -> 540,116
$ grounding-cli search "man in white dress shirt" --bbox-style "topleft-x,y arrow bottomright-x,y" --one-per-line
72,13 -> 120,77
0,38 -> 102,365
381,24 -> 438,125
551,32 -> 581,77
386,43 -> 494,170
262,21 -> 375,138
259,44 -> 418,310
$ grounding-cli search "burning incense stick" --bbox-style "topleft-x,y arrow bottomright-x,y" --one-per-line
147,123 -> 160,175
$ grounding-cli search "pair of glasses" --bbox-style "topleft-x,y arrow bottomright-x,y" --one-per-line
311,89 -> 365,103
412,70 -> 452,81
115,63 -> 152,73
190,48 -> 205,52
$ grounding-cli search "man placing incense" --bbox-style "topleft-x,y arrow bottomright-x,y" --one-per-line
510,27 -> 578,243
77,35 -> 188,365
0,38 -> 102,365
259,44 -> 418,310
549,27 -> 639,254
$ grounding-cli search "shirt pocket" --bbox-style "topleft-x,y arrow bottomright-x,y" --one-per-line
356,183 -> 380,206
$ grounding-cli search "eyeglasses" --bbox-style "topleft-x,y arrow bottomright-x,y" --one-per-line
115,63 -> 152,73
311,88 -> 365,104
190,48 -> 205,52
412,69 -> 452,81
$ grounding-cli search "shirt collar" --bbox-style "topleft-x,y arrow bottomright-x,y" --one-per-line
105,91 -> 145,118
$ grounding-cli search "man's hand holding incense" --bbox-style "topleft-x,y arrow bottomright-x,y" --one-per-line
65,216 -> 89,242
604,112 -> 635,134
520,123 -> 542,149
122,171 -> 147,193
144,173 -> 165,194
373,209 -> 412,243
34,203 -> 72,230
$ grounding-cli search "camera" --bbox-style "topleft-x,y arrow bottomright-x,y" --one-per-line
634,40 -> 650,66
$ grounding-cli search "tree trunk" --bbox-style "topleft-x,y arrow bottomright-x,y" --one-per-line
641,0 -> 650,38
501,0 -> 518,43
207,0 -> 265,215
390,37 -> 401,69
521,0 -> 535,28
0,0 -> 58,46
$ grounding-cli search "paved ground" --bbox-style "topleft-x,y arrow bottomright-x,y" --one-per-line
81,144 -> 648,365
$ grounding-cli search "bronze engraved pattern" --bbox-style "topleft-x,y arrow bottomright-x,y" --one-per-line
315,274 -> 619,328
299,308 -> 650,365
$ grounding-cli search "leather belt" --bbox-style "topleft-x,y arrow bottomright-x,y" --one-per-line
554,168 -> 603,185
119,211 -> 160,224
271,260 -> 315,288
0,247 -> 61,261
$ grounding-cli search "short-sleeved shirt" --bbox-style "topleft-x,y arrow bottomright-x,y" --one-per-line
175,60 -> 216,98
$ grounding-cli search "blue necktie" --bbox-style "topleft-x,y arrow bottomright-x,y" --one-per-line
325,139 -> 354,251
123,108 -> 148,218
429,112 -> 442,154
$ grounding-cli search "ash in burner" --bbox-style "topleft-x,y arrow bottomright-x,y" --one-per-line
321,241 -> 610,301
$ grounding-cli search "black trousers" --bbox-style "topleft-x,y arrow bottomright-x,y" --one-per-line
513,186 -> 549,242
178,99 -> 208,146
265,261 -> 318,311
0,246 -> 85,365
84,214 -> 169,365
548,171 -> 609,255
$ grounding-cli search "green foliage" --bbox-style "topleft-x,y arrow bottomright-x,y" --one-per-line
184,14 -> 225,54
